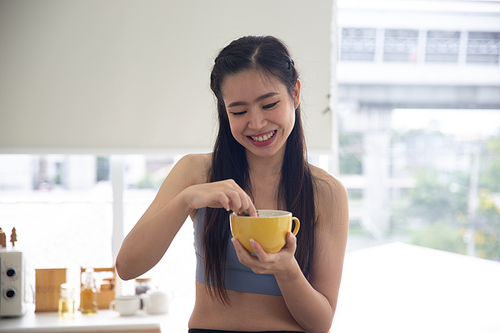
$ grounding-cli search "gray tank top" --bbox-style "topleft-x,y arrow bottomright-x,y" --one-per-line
193,207 -> 282,296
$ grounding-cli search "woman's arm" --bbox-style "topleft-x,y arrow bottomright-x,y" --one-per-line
116,153 -> 257,281
232,169 -> 349,333
115,154 -> 203,280
283,172 -> 349,332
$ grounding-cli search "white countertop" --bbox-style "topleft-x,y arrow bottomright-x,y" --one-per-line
331,242 -> 500,333
0,304 -> 176,332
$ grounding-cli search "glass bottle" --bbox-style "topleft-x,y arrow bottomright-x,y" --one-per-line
80,268 -> 98,314
58,283 -> 75,318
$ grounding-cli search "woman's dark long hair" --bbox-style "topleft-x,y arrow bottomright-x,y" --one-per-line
204,35 -> 316,303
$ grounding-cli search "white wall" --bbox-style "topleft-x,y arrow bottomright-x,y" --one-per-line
0,0 -> 334,154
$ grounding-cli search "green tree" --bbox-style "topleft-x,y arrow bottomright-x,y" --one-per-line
479,136 -> 500,193
339,134 -> 363,175
406,170 -> 467,223
474,189 -> 500,260
411,220 -> 466,254
404,143 -> 500,261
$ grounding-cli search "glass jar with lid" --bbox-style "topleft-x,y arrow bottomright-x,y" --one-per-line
58,283 -> 75,318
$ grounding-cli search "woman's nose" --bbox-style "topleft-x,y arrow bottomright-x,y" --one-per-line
248,110 -> 267,130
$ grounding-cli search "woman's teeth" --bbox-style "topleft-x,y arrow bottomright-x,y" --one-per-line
251,131 -> 276,142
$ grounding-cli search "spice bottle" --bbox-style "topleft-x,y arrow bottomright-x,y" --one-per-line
58,283 -> 75,318
80,268 -> 98,314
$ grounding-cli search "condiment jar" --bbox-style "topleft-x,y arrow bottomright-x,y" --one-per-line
58,283 -> 75,318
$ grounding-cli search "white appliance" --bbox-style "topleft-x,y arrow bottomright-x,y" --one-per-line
0,250 -> 25,317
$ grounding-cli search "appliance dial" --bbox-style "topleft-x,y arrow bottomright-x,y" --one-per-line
6,267 -> 17,278
4,287 -> 17,300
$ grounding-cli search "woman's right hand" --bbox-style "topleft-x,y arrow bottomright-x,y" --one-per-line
116,154 -> 257,280
182,179 -> 258,217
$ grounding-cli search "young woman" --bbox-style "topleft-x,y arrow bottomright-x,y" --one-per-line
116,35 -> 349,333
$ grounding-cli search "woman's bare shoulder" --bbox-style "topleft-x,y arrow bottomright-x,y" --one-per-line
174,153 -> 212,183
309,164 -> 346,195
160,153 -> 212,191
178,152 -> 212,165
309,164 -> 349,229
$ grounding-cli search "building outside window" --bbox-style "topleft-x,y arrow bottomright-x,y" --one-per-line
467,31 -> 500,64
337,1 -> 500,258
425,30 -> 461,63
383,29 -> 419,62
340,28 -> 377,61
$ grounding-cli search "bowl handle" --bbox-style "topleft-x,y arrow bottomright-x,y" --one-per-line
291,217 -> 300,236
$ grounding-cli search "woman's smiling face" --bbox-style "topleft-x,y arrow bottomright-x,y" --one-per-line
221,69 -> 300,159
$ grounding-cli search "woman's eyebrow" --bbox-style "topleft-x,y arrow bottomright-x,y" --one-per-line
227,92 -> 279,108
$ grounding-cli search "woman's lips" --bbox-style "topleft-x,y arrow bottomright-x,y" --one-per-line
247,130 -> 277,147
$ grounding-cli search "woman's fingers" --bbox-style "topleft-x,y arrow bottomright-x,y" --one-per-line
250,238 -> 268,259
231,238 -> 262,270
243,204 -> 259,217
186,179 -> 256,214
222,181 -> 257,216
231,233 -> 298,276
283,232 -> 297,252
225,189 -> 244,213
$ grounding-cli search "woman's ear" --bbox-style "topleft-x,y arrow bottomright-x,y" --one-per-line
292,79 -> 301,109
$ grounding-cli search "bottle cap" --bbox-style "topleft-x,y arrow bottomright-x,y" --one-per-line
60,283 -> 74,297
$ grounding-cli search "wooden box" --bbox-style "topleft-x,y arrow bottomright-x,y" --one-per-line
35,268 -> 66,312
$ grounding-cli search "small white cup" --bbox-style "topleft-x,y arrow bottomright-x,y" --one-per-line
109,295 -> 140,316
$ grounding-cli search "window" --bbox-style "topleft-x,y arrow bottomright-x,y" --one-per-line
0,153 -> 332,299
0,155 -> 113,293
337,6 -> 500,259
467,31 -> 500,64
340,28 -> 377,61
425,30 -> 461,63
383,29 -> 419,62
0,155 -> 179,296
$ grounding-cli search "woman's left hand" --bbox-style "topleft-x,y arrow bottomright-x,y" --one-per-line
231,232 -> 299,277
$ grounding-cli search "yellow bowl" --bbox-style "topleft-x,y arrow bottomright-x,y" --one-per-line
230,210 -> 300,253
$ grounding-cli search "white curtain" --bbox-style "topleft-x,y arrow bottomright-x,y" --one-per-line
0,0 -> 334,155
